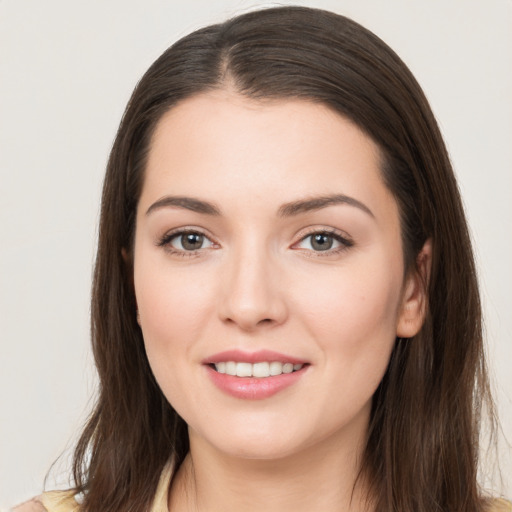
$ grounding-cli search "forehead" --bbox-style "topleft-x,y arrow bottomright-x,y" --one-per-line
149,90 -> 380,166
141,90 -> 396,222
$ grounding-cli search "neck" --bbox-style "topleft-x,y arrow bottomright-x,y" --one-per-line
169,426 -> 373,512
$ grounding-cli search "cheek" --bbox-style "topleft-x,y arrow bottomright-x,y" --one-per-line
294,257 -> 402,384
134,259 -> 215,363
298,263 -> 401,340
299,266 -> 401,421
134,262 -> 217,416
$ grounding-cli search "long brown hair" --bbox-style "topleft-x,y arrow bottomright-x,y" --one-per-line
72,6 -> 495,511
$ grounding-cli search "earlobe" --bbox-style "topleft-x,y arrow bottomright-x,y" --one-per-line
396,239 -> 432,338
121,247 -> 130,263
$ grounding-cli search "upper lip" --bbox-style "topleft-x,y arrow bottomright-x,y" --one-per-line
203,349 -> 307,365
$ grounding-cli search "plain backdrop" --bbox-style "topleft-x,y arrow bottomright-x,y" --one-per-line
1,0 -> 511,507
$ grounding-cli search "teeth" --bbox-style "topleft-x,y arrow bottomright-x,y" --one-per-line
214,361 -> 304,377
270,361 -> 283,376
282,363 -> 293,374
236,362 -> 252,377
253,362 -> 270,378
225,361 -> 236,375
269,361 -> 283,376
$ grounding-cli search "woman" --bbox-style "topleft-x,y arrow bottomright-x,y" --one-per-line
14,5 -> 509,512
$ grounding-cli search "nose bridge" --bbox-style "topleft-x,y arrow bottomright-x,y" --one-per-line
219,234 -> 287,330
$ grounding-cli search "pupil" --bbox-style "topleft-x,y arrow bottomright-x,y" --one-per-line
312,234 -> 333,251
182,233 -> 203,250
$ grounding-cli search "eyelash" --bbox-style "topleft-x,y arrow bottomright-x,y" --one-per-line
157,227 -> 354,258
292,228 -> 354,257
157,228 -> 216,257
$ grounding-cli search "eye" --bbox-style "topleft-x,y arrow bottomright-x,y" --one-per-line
294,230 -> 353,253
158,230 -> 215,253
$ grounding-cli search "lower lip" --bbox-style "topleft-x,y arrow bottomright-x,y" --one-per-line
205,365 -> 307,400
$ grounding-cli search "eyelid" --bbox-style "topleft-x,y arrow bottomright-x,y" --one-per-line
156,227 -> 219,256
291,226 -> 354,254
156,225 -> 353,257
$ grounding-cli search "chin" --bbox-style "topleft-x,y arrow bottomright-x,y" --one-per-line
190,422 -> 310,461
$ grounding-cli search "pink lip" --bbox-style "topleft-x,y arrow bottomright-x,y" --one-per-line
203,349 -> 306,365
205,366 -> 307,400
203,350 -> 309,400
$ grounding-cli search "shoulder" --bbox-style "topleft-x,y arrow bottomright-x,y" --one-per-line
488,498 -> 512,512
11,492 -> 79,512
11,497 -> 46,512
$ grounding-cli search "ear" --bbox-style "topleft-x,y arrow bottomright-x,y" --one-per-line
396,239 -> 432,338
121,247 -> 130,264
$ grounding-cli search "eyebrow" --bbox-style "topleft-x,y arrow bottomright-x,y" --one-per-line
146,196 -> 221,216
146,193 -> 374,218
278,194 -> 374,218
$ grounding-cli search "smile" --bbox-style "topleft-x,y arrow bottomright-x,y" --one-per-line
204,350 -> 309,399
213,361 -> 304,377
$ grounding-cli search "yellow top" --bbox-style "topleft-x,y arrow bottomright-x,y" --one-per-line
12,463 -> 512,512
41,463 -> 172,512
490,500 -> 512,512
12,464 -> 173,512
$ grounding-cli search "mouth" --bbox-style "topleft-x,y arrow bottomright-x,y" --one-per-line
204,350 -> 309,399
210,361 -> 305,378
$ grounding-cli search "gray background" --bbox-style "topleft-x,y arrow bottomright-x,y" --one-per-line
1,0 -> 510,507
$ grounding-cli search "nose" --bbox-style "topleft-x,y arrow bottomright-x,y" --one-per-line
218,244 -> 288,332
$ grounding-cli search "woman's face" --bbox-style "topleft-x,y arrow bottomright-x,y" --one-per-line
133,91 -> 426,460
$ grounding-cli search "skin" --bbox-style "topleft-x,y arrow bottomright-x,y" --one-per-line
132,90 -> 430,512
